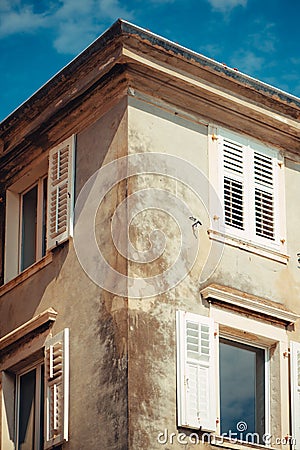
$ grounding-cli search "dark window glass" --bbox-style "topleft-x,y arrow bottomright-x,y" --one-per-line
18,369 -> 36,450
219,338 -> 265,439
17,365 -> 44,450
21,185 -> 37,271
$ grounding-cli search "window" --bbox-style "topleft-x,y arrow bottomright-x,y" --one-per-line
4,136 -> 75,283
20,177 -> 47,272
209,127 -> 286,255
219,338 -> 265,439
176,308 -> 291,444
15,362 -> 44,450
1,326 -> 69,450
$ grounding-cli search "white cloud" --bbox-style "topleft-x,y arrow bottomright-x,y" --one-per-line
53,20 -> 99,55
207,0 -> 247,13
0,4 -> 47,37
98,0 -> 134,20
53,0 -> 134,53
248,22 -> 277,54
0,0 -> 134,53
229,50 -> 264,75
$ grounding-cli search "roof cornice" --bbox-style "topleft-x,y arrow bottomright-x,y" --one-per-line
201,284 -> 299,326
1,19 -> 300,159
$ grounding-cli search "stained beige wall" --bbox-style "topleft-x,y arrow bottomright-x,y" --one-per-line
127,98 -> 211,449
0,98 -> 129,450
126,96 -> 300,449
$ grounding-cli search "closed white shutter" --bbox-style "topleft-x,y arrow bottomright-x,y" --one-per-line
44,328 -> 69,449
290,341 -> 300,450
177,311 -> 216,431
47,136 -> 75,250
253,151 -> 275,241
221,137 -> 244,231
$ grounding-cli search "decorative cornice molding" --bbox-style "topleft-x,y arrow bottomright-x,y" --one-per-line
0,308 -> 57,352
201,285 -> 299,325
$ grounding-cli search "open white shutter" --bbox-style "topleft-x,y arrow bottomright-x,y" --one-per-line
177,311 -> 216,431
290,341 -> 300,450
44,328 -> 69,449
221,137 -> 245,231
47,136 -> 75,250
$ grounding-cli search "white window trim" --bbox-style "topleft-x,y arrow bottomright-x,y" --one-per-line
208,125 -> 288,263
210,306 -> 290,445
207,229 -> 289,264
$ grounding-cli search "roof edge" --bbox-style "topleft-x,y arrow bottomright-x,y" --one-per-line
1,18 -> 300,132
119,20 -> 300,109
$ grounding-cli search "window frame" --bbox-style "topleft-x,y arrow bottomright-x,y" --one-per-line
19,175 -> 47,273
176,307 -> 290,445
208,125 -> 287,261
0,317 -> 69,450
4,156 -> 48,283
14,360 -> 44,450
3,134 -> 75,285
211,306 -> 289,445
217,332 -> 270,440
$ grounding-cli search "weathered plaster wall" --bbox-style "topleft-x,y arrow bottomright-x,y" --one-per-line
126,97 -> 299,449
127,98 -> 211,449
0,99 -> 129,450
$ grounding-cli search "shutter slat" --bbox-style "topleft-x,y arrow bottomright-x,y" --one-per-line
222,137 -> 244,231
255,188 -> 274,240
254,152 -> 273,188
224,176 -> 244,230
223,140 -> 243,175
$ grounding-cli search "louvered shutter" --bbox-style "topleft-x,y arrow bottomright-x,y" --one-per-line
47,136 -> 75,250
177,311 -> 216,431
253,151 -> 275,241
221,137 -> 244,231
290,341 -> 300,450
44,328 -> 69,449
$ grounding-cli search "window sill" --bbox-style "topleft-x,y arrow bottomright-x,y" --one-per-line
208,229 -> 289,264
210,436 -> 274,450
0,253 -> 53,298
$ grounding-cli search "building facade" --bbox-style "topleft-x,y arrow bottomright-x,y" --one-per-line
1,19 -> 300,450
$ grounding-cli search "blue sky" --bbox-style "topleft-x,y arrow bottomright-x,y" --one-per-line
0,0 -> 299,122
